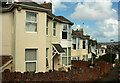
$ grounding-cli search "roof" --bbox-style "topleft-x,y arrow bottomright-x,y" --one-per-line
14,2 -> 45,8
0,55 -> 13,67
72,30 -> 83,38
56,16 -> 74,25
1,2 -> 74,25
53,44 -> 65,53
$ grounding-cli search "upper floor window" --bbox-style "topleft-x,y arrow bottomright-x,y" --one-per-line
26,12 -> 37,32
72,38 -> 76,50
62,24 -> 71,40
72,37 -> 76,44
83,40 -> 86,49
68,25 -> 71,40
53,22 -> 56,36
46,20 -> 49,35
62,24 -> 67,39
77,38 -> 80,49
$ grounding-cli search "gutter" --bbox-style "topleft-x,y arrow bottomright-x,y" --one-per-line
47,14 -> 73,25
1,3 -> 50,13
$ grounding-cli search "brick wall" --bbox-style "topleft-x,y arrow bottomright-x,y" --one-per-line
1,61 -> 111,82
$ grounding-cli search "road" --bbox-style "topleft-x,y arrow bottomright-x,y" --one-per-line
94,66 -> 119,83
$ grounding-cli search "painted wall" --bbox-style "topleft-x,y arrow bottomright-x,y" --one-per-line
1,8 -> 47,72
71,38 -> 88,60
46,18 -> 61,71
1,12 -> 13,55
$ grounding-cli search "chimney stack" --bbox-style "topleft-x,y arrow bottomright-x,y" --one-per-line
77,28 -> 78,31
80,28 -> 83,36
41,2 -> 52,13
44,1 -> 46,4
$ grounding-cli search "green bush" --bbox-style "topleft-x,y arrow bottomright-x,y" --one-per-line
96,53 -> 116,64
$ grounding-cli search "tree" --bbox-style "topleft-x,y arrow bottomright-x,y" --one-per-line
96,53 -> 116,64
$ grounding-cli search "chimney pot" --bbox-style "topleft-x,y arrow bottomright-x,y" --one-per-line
44,1 -> 46,4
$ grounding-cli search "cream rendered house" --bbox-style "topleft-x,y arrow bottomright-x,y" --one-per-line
1,2 -> 73,72
88,39 -> 97,60
71,29 -> 90,61
58,16 -> 74,68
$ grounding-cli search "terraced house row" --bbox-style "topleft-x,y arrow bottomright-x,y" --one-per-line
0,1 -> 73,72
71,29 -> 98,61
0,1 -> 106,73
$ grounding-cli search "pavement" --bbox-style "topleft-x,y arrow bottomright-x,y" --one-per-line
93,66 -> 119,83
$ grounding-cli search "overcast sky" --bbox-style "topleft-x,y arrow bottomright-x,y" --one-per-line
15,0 -> 119,42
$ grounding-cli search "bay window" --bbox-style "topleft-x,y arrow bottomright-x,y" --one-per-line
46,20 -> 49,35
62,48 -> 67,65
68,47 -> 71,65
62,24 -> 71,40
78,38 -> 80,49
25,49 -> 37,72
53,22 -> 56,36
62,24 -> 67,39
72,38 -> 76,50
83,40 -> 86,49
62,48 -> 71,66
26,12 -> 37,32
46,48 -> 49,68
68,25 -> 71,40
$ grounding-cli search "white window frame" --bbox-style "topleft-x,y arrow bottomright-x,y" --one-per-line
68,47 -> 71,65
62,48 -> 67,66
25,11 -> 38,33
68,25 -> 71,40
62,24 -> 67,39
61,47 -> 71,67
46,19 -> 49,35
72,37 -> 76,50
25,49 -> 37,72
46,48 -> 49,69
83,40 -> 86,49
77,38 -> 80,50
53,22 -> 56,37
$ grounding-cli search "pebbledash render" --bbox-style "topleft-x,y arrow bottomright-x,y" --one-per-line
0,2 -> 73,73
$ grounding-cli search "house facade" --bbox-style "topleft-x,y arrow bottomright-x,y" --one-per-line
1,2 -> 73,72
71,29 -> 90,61
96,44 -> 106,58
59,17 -> 73,68
88,39 -> 97,60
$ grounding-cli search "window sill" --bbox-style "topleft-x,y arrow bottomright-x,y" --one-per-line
46,35 -> 50,37
26,32 -> 37,34
53,36 -> 57,37
72,49 -> 77,50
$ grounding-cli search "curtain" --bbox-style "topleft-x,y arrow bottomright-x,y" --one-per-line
26,12 -> 37,32
25,49 -> 37,61
26,62 -> 36,72
26,12 -> 37,22
26,22 -> 37,32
